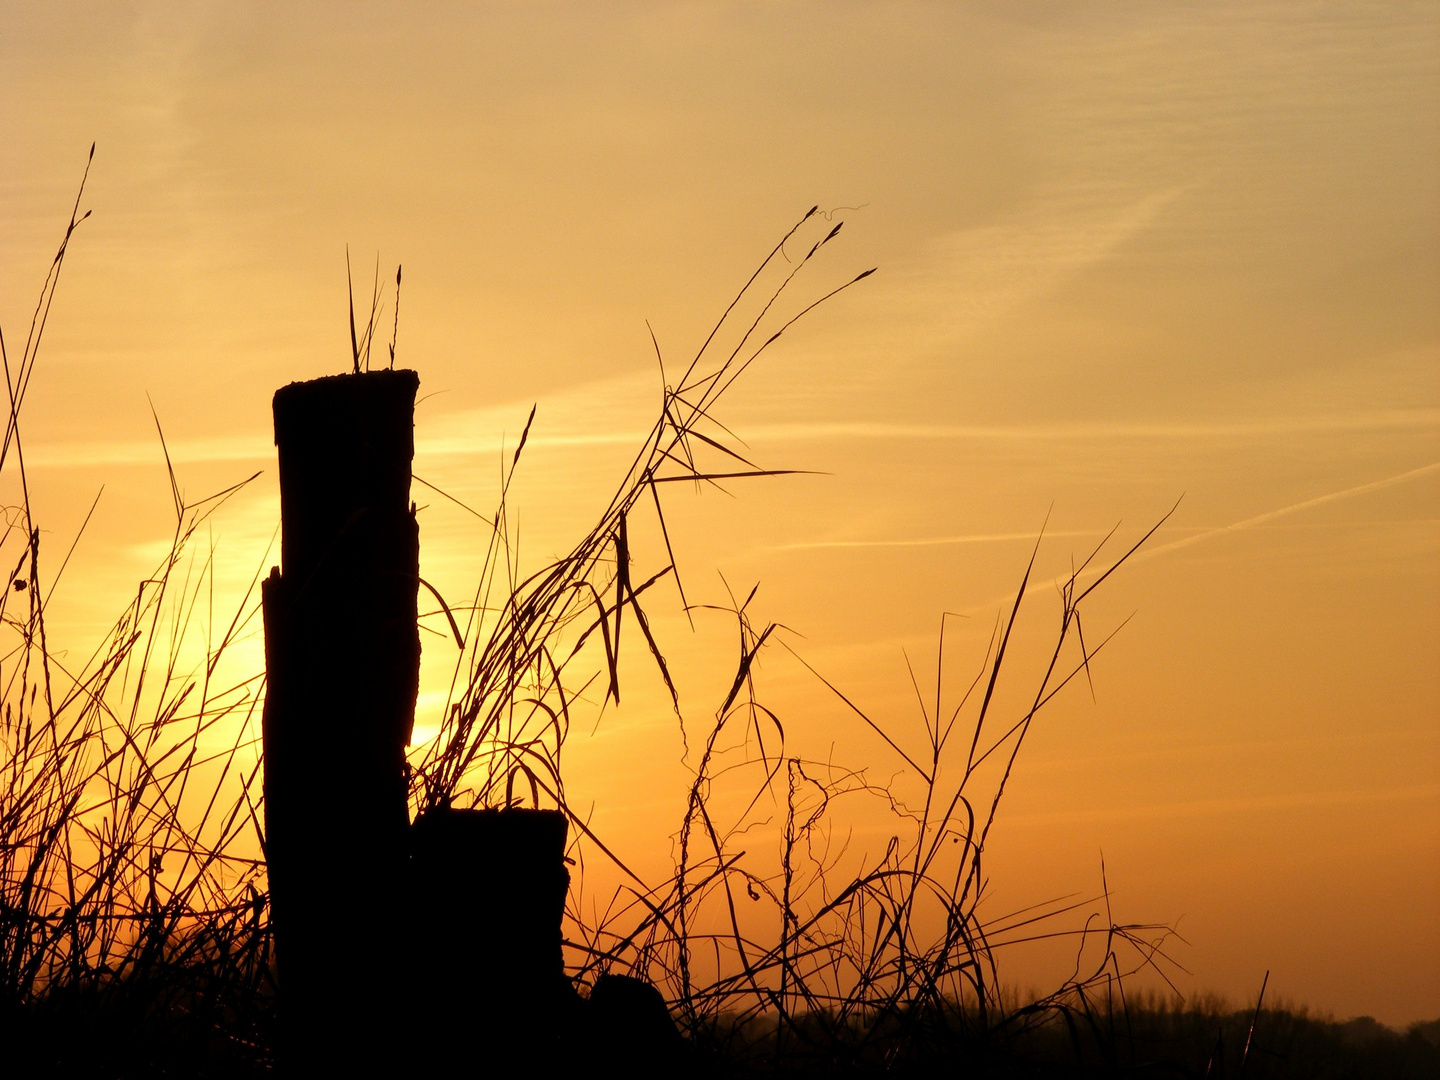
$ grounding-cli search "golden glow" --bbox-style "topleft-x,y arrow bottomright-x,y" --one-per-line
2,2 -> 1436,1026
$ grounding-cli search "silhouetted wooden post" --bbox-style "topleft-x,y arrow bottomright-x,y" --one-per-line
409,805 -> 575,1069
261,369 -> 420,1072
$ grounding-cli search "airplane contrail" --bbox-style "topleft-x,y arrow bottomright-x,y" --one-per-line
1130,460 -> 1440,565
951,460 -> 1440,617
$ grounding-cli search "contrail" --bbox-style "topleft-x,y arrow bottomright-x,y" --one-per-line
773,461 -> 1439,554
1130,460 -> 1440,565
956,461 -> 1440,617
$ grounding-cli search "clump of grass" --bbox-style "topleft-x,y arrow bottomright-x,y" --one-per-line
412,205 -> 872,813
554,527 -> 1181,1074
1,149 -> 274,1074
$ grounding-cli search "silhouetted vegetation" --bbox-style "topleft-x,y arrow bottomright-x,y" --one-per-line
1,152 -> 1433,1077
691,999 -> 1440,1078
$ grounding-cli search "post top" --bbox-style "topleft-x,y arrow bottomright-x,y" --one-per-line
272,368 -> 419,440
271,367 -> 419,579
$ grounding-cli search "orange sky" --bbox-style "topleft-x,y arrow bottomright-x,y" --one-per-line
2,3 -> 1437,1025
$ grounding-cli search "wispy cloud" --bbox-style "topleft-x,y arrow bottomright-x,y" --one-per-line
773,529 -> 1100,552
24,408 -> 1434,471
22,435 -> 273,470
872,186 -> 1195,344
718,411 -> 1440,445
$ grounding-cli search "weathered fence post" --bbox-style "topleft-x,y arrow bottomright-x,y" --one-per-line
408,805 -> 576,1069
261,369 -> 420,1071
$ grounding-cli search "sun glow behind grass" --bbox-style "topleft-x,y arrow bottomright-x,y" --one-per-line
1,193 -> 1216,1074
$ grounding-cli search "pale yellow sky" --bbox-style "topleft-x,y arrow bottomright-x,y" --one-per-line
3,2 -> 1437,1024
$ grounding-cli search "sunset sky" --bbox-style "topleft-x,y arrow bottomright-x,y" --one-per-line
2,3 -> 1436,1026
